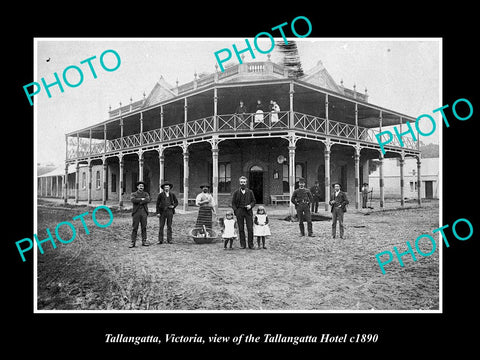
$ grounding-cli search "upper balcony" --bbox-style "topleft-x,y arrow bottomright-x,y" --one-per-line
66,110 -> 417,161
66,60 -> 418,161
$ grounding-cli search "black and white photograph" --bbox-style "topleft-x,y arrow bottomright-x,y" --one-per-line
7,8 -> 478,355
33,38 -> 441,312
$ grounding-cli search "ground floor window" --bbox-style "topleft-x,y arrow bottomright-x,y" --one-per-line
282,163 -> 305,192
410,181 -> 417,191
96,171 -> 101,189
219,162 -> 231,193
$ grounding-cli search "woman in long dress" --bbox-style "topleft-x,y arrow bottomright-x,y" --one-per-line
195,184 -> 215,230
270,100 -> 280,123
254,99 -> 264,124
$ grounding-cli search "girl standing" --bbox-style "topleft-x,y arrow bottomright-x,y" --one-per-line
221,210 -> 237,249
253,206 -> 271,249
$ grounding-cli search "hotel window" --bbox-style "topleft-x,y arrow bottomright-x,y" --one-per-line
282,164 -> 289,193
219,162 -> 231,193
282,163 -> 305,192
295,163 -> 304,183
82,172 -> 86,189
96,170 -> 101,189
410,181 -> 417,191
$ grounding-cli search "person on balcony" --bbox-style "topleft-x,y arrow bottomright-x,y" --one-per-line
195,184 -> 216,231
270,100 -> 280,124
234,100 -> 249,129
254,99 -> 265,128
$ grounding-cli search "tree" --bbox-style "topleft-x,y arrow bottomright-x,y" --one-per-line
276,40 -> 304,78
419,143 -> 439,158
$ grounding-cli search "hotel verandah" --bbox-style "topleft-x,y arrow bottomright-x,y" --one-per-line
38,55 -> 422,212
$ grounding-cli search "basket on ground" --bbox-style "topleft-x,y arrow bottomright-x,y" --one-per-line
189,227 -> 218,244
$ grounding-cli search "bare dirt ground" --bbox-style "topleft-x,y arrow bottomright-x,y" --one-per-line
36,200 -> 439,311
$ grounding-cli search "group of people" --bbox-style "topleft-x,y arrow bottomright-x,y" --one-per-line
130,180 -> 179,247
129,176 -> 349,249
235,99 -> 281,125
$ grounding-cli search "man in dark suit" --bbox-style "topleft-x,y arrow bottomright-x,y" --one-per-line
156,181 -> 178,244
231,176 -> 256,249
310,180 -> 321,213
291,177 -> 314,237
234,100 -> 248,129
329,182 -> 349,239
130,181 -> 151,248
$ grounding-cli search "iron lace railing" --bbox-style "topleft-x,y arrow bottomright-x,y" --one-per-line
67,111 -> 418,159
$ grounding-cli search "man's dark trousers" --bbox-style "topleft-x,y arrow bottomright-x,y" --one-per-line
332,207 -> 344,238
297,203 -> 313,236
132,207 -> 148,245
159,208 -> 174,243
236,208 -> 254,248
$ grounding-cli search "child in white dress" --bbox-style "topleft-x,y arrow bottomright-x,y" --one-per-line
221,210 -> 237,249
253,206 -> 271,249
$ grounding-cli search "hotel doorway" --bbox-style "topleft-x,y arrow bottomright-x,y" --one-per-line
249,165 -> 264,204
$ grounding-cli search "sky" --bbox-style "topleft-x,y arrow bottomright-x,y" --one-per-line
34,38 -> 441,167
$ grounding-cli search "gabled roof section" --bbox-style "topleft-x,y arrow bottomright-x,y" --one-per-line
301,60 -> 343,93
301,60 -> 368,102
143,76 -> 177,107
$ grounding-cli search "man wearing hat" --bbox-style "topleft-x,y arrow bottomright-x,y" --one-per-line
329,182 -> 349,238
291,177 -> 314,237
130,181 -> 151,248
361,182 -> 372,209
195,184 -> 216,230
310,179 -> 322,213
156,181 -> 178,244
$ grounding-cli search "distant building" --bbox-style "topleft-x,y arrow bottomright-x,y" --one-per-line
38,166 -> 73,198
369,157 -> 439,199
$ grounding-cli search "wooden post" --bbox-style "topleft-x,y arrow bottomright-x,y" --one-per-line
211,137 -> 219,213
182,143 -> 189,212
324,141 -> 331,211
400,154 -> 405,207
354,146 -> 360,209
417,155 -> 422,206
119,154 -> 124,207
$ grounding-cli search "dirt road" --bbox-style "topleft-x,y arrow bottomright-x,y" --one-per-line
36,202 -> 439,311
